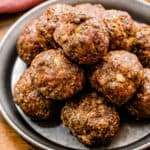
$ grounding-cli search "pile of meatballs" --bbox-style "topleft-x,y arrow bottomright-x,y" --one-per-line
14,3 -> 150,146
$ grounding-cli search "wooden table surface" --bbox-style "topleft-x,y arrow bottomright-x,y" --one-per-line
0,13 -> 40,150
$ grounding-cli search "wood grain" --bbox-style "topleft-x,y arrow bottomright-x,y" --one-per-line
0,13 -> 40,150
0,114 -> 37,150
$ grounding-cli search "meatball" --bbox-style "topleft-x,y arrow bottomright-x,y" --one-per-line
31,50 -> 85,100
17,4 -> 73,65
90,51 -> 143,106
54,12 -> 109,64
61,92 -> 120,146
132,23 -> 150,67
102,10 -> 136,50
14,68 -> 52,120
126,68 -> 150,119
75,3 -> 105,18
17,19 -> 47,65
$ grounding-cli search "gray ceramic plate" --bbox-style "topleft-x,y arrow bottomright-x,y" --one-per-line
0,0 -> 150,150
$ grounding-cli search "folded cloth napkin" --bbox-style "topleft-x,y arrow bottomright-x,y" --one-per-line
0,0 -> 46,14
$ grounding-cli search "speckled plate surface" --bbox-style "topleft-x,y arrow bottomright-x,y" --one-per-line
0,0 -> 150,150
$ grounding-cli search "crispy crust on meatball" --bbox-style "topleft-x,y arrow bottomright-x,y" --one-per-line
31,50 -> 85,100
90,51 -> 143,106
102,10 -> 136,50
126,68 -> 150,119
61,92 -> 120,146
14,68 -> 52,120
54,12 -> 109,64
132,23 -> 150,67
75,3 -> 105,18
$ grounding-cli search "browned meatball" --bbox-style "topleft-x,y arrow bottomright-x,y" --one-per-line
54,12 -> 109,64
17,4 -> 73,65
102,10 -> 136,50
90,51 -> 143,106
61,92 -> 120,146
126,68 -> 150,119
31,50 -> 85,100
75,3 -> 105,18
132,23 -> 150,67
17,19 -> 47,65
14,68 -> 52,120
